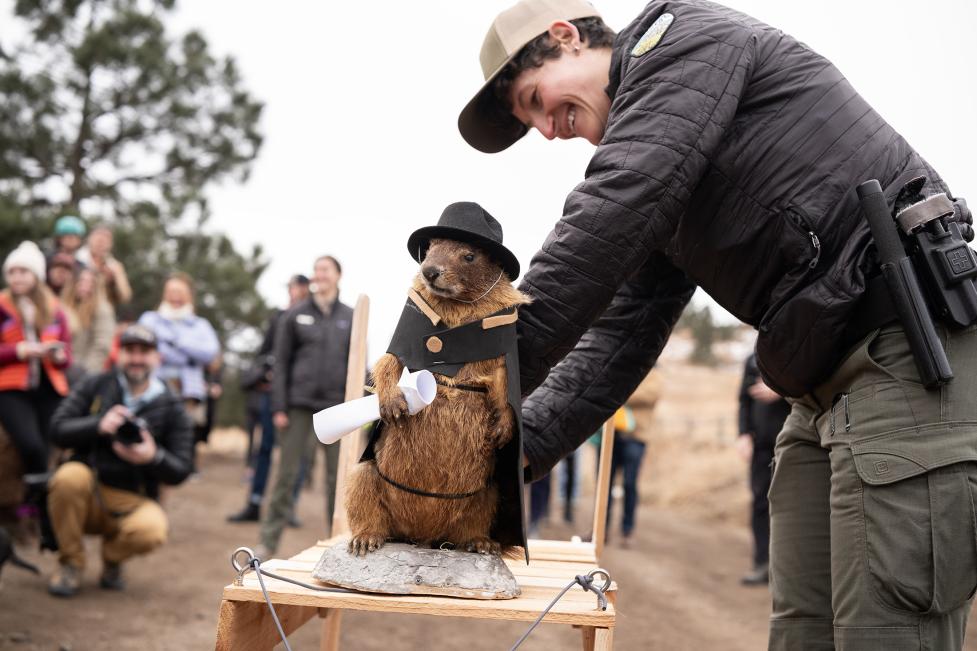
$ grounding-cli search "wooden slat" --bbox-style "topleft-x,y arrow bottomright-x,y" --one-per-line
331,294 -> 370,538
320,609 -> 342,651
239,568 -> 606,601
592,419 -> 615,562
222,584 -> 615,627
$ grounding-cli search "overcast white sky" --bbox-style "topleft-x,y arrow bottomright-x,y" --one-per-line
22,1 -> 977,360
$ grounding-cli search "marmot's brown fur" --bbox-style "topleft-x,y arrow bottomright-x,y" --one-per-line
346,238 -> 529,556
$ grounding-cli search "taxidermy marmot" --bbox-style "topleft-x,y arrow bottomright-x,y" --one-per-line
346,203 -> 529,557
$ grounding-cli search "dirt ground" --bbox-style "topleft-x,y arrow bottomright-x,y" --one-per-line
0,435 -> 773,651
4,355 -> 977,650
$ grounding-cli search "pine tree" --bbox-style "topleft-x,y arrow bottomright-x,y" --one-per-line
0,0 -> 267,346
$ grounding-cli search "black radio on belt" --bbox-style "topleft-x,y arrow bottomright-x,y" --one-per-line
896,193 -> 977,328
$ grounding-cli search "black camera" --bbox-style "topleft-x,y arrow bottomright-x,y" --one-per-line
115,416 -> 148,446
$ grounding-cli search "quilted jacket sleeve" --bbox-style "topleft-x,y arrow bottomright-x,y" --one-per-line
521,254 -> 694,481
518,4 -> 757,395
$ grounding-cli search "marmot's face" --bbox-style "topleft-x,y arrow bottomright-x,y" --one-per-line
420,239 -> 504,302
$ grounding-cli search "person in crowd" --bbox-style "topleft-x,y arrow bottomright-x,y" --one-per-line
76,225 -> 132,307
46,324 -> 193,597
138,272 -> 219,472
62,267 -> 116,379
461,1 -> 975,646
604,395 -> 652,548
557,449 -> 581,525
228,274 -> 310,525
737,353 -> 790,586
0,242 -> 71,545
49,215 -> 86,261
104,306 -> 140,371
257,257 -> 352,557
527,472 -> 551,539
45,252 -> 76,297
193,352 -> 223,451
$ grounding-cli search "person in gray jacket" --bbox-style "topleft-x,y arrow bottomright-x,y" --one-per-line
257,255 -> 352,557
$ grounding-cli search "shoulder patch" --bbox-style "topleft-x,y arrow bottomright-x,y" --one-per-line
631,13 -> 674,57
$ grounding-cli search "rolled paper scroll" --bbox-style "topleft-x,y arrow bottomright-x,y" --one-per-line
312,368 -> 437,444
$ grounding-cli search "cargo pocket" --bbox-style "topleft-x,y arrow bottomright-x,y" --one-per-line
853,428 -> 977,615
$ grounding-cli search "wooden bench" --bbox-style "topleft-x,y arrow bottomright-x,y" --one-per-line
214,295 -> 618,650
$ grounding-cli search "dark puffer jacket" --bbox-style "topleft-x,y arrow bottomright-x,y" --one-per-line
50,372 -> 194,498
518,0 -> 969,481
271,295 -> 353,414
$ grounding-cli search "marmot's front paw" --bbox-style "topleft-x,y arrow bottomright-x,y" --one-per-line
379,392 -> 409,423
348,533 -> 386,556
463,537 -> 501,555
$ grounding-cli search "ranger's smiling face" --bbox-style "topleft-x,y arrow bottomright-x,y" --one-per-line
507,22 -> 612,146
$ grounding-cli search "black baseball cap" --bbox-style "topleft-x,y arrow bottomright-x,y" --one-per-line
119,324 -> 158,349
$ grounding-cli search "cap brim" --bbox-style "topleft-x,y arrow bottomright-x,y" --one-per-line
457,58 -> 528,154
120,339 -> 157,349
407,226 -> 520,280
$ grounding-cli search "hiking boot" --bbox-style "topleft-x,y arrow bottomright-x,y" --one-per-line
741,563 -> 769,586
100,561 -> 125,591
48,563 -> 81,597
227,503 -> 260,523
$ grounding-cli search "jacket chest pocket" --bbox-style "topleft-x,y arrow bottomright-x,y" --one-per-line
294,315 -> 321,344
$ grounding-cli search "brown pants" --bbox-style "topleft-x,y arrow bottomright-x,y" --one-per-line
48,461 -> 168,570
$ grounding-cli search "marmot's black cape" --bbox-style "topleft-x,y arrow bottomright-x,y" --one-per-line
360,294 -> 528,562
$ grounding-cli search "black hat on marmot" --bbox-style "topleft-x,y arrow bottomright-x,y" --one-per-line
407,202 -> 520,280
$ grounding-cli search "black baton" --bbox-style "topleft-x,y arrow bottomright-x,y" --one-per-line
857,180 -> 952,388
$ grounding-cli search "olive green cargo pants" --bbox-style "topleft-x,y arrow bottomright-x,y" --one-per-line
259,408 -> 340,554
769,324 -> 977,650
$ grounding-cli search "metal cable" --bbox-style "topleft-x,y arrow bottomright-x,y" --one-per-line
509,570 -> 611,651
252,558 -> 293,651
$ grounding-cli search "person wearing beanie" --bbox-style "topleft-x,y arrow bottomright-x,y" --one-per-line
0,241 -> 72,550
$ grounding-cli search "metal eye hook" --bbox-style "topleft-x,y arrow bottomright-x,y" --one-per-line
587,568 -> 612,594
575,568 -> 612,611
231,546 -> 258,586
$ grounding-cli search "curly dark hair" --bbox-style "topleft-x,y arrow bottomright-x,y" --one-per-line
480,16 -> 616,130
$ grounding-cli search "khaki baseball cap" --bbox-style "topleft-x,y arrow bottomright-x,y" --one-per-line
458,0 -> 601,153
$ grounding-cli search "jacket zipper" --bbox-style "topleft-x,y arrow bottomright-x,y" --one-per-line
787,209 -> 821,270
758,211 -> 822,334
808,232 -> 821,269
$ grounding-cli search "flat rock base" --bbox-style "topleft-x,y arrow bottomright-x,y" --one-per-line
311,539 -> 520,600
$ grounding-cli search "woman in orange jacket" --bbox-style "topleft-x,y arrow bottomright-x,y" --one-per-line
0,242 -> 72,495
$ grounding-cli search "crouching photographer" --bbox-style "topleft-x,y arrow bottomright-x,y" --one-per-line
45,324 -> 192,597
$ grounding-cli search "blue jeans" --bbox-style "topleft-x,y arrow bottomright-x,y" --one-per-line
607,437 -> 646,536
